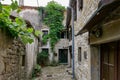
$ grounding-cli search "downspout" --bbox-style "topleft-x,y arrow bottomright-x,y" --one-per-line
71,7 -> 75,80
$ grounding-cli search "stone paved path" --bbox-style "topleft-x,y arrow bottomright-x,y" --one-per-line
35,65 -> 73,80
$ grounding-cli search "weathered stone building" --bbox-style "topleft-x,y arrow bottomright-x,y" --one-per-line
66,0 -> 120,80
39,11 -> 70,64
77,1 -> 120,80
66,0 -> 100,79
19,7 -> 40,78
0,4 -> 41,80
0,19 -> 30,80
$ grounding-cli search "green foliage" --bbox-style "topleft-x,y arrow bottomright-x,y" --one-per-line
32,64 -> 41,78
10,0 -> 19,10
42,34 -> 49,44
0,1 -> 41,44
37,51 -> 49,65
39,1 -> 65,51
35,30 -> 42,36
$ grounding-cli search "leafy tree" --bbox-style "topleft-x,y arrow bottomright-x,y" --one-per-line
40,1 -> 65,51
0,0 -> 41,44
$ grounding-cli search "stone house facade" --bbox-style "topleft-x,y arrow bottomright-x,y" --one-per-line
18,1 -> 70,68
66,0 -> 120,80
66,0 -> 100,79
39,11 -> 70,64
0,18 -> 34,80
77,0 -> 120,80
11,6 -> 41,79
19,7 -> 40,78
0,4 -> 40,80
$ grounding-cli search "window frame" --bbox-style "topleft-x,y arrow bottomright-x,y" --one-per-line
78,47 -> 82,63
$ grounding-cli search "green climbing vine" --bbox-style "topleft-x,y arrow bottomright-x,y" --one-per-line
39,1 -> 65,51
0,0 -> 41,44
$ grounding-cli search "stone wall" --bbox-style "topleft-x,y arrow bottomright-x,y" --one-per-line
26,37 -> 38,79
0,30 -> 26,80
73,0 -> 100,80
19,9 -> 40,79
54,39 -> 69,63
75,0 -> 100,34
0,7 -> 41,80
19,9 -> 41,30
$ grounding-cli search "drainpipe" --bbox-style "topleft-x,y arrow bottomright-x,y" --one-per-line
71,7 -> 75,80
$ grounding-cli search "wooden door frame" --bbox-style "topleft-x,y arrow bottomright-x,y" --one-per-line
117,41 -> 120,80
58,49 -> 68,63
100,42 -> 118,80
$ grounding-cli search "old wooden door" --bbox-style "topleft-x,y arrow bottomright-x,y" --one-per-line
101,42 -> 117,80
118,41 -> 120,80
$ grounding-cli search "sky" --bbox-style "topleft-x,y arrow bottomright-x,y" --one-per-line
1,0 -> 69,7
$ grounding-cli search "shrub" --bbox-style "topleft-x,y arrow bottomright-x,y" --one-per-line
32,64 -> 41,78
37,51 -> 49,66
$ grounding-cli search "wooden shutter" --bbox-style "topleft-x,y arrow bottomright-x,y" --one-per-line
78,47 -> 82,62
66,7 -> 71,27
78,0 -> 83,10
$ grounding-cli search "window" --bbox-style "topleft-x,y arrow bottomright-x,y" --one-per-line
58,31 -> 67,39
84,51 -> 87,59
78,47 -> 82,62
78,0 -> 83,10
69,46 -> 72,59
41,30 -> 48,45
42,30 -> 48,38
60,31 -> 65,38
73,0 -> 77,21
42,48 -> 49,53
69,27 -> 72,41
70,0 -> 77,21
21,55 -> 25,66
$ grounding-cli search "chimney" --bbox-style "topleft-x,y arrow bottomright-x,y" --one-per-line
19,0 -> 24,6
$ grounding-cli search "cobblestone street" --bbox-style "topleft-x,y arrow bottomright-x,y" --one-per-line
35,65 -> 73,80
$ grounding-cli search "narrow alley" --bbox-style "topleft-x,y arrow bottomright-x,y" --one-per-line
35,65 -> 72,80
0,0 -> 120,80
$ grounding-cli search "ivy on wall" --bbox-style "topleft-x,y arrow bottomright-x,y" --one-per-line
39,1 -> 65,51
0,0 -> 41,44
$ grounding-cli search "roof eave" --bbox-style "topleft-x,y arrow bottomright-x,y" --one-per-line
76,0 -> 120,36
